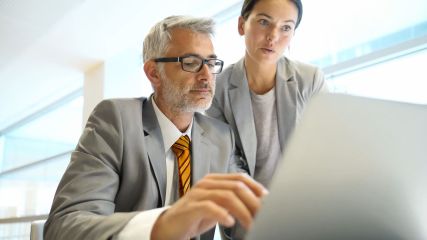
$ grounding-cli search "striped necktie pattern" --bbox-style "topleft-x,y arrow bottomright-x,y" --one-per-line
171,135 -> 191,197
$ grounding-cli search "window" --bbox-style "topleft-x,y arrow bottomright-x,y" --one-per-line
328,49 -> 427,104
213,0 -> 427,104
0,93 -> 83,218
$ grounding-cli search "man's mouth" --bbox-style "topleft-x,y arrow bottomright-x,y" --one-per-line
191,83 -> 212,94
190,88 -> 212,94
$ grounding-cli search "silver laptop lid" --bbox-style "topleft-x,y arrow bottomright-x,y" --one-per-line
246,93 -> 427,240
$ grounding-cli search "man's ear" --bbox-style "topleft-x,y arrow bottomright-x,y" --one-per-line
144,60 -> 161,88
238,16 -> 245,36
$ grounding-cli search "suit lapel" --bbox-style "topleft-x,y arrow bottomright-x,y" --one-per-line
191,114 -> 211,185
142,98 -> 167,205
229,59 -> 257,175
276,58 -> 297,151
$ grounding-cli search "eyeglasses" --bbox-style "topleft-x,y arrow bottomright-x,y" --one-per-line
154,55 -> 224,74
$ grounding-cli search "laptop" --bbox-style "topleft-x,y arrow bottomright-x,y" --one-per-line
246,93 -> 427,240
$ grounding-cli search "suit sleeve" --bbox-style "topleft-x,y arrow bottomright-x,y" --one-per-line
43,100 -> 138,240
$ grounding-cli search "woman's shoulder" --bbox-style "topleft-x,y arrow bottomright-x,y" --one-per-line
280,56 -> 320,73
278,57 -> 325,88
216,58 -> 246,86
217,63 -> 235,79
220,58 -> 244,75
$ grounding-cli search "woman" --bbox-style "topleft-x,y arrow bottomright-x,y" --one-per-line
207,0 -> 327,188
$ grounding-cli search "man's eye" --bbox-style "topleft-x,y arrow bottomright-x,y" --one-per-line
183,61 -> 198,67
207,63 -> 215,68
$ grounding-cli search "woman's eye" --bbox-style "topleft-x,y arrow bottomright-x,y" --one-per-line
281,25 -> 292,32
258,19 -> 269,26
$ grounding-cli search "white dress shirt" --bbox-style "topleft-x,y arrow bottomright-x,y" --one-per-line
115,97 -> 193,239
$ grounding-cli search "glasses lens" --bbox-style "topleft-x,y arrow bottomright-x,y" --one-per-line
182,56 -> 202,72
207,59 -> 223,74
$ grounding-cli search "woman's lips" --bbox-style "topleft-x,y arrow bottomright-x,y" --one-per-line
261,47 -> 274,54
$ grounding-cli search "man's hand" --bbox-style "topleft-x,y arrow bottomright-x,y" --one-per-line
150,173 -> 267,240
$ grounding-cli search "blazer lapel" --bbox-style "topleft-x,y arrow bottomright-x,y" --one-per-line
275,58 -> 298,151
229,58 -> 257,175
191,115 -> 211,184
142,98 -> 167,205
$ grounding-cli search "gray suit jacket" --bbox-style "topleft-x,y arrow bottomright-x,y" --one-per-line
44,97 -> 239,240
206,57 -> 327,176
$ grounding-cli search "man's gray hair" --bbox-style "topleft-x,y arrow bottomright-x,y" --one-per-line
143,15 -> 215,63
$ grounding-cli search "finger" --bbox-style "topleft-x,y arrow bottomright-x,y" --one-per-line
204,173 -> 268,197
191,200 -> 235,228
187,188 -> 253,229
194,178 -> 262,217
154,199 -> 235,240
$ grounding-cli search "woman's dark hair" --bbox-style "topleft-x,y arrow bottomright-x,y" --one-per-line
241,0 -> 303,29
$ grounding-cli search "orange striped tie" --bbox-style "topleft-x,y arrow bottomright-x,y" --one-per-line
171,135 -> 191,197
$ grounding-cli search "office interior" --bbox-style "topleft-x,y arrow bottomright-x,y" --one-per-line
0,0 -> 426,239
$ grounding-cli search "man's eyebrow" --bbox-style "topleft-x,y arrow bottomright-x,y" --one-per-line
181,53 -> 198,57
181,53 -> 218,59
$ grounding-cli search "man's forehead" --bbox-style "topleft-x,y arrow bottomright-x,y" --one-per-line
166,28 -> 215,57
168,28 -> 211,43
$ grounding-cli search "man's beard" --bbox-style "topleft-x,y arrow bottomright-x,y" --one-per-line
159,72 -> 215,113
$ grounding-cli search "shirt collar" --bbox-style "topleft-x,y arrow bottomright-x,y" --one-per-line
151,96 -> 193,153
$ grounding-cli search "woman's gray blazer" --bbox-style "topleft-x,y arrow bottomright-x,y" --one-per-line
206,57 -> 327,176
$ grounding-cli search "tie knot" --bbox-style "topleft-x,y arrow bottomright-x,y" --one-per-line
172,135 -> 190,155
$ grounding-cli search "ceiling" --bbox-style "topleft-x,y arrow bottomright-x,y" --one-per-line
0,0 -> 241,131
0,0 -> 426,132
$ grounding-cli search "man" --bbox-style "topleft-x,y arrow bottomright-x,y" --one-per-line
44,15 -> 266,240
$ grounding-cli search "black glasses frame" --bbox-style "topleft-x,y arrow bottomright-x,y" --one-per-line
154,55 -> 224,74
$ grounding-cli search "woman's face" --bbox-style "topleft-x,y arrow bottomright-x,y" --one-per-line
239,0 -> 298,65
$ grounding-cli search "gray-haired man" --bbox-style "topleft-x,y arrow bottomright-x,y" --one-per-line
44,15 -> 266,240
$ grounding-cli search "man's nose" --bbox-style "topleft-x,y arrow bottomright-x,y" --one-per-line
197,63 -> 213,80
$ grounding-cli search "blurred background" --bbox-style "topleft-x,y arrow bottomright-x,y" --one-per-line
0,0 -> 426,238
